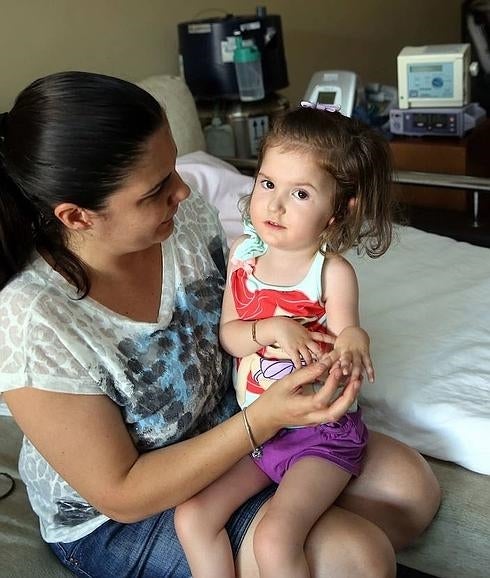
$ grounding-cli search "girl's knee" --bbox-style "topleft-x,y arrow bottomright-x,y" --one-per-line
174,498 -> 203,541
253,514 -> 296,570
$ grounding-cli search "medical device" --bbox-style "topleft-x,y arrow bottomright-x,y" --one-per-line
178,9 -> 288,100
389,102 -> 486,137
303,70 -> 359,117
397,44 -> 478,109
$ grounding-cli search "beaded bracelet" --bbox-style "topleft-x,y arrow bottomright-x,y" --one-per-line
242,407 -> 263,458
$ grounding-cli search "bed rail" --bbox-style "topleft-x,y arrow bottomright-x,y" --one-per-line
394,171 -> 490,228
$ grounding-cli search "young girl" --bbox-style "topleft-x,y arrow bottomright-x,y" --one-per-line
174,102 -> 394,577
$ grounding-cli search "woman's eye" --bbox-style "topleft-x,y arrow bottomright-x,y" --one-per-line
149,180 -> 170,201
293,189 -> 309,200
147,188 -> 163,202
261,179 -> 274,190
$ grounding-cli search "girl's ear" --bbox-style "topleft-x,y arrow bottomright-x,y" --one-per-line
327,197 -> 357,227
348,197 -> 358,212
54,203 -> 93,230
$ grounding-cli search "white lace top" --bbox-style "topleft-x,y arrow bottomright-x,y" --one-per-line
0,190 -> 236,543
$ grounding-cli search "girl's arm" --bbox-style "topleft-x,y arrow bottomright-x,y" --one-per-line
3,362 -> 358,524
322,255 -> 374,383
219,237 -> 259,358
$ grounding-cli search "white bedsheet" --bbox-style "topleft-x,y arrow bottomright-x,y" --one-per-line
349,227 -> 490,474
177,151 -> 490,475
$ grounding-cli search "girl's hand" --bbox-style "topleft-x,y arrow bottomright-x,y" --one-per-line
321,326 -> 374,383
249,361 -> 360,435
264,317 -> 334,369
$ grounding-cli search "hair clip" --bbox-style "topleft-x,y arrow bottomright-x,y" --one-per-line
300,100 -> 341,113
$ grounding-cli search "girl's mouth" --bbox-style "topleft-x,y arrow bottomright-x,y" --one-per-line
265,220 -> 285,229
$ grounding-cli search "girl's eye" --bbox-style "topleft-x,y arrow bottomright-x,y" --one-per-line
293,189 -> 309,200
261,179 -> 274,190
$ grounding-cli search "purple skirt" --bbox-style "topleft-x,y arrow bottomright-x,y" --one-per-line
253,408 -> 368,483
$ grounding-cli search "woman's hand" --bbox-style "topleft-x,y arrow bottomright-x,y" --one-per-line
247,361 -> 360,440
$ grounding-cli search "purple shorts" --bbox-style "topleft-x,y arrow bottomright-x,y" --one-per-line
253,408 -> 368,483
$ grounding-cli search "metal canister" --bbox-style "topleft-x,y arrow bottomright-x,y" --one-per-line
197,92 -> 289,159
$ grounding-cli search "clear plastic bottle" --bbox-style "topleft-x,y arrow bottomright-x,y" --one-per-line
204,116 -> 236,158
234,36 -> 265,102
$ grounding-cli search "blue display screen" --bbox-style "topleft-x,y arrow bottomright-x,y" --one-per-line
407,61 -> 454,99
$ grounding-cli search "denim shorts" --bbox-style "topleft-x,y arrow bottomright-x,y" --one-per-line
48,484 -> 276,578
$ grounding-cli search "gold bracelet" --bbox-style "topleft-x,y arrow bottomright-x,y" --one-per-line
251,319 -> 263,346
242,407 -> 263,458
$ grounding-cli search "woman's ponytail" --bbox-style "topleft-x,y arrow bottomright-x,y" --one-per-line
0,114 -> 37,290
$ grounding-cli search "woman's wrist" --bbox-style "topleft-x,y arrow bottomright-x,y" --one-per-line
243,395 -> 280,446
241,407 -> 263,458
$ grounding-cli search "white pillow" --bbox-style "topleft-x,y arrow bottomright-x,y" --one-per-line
177,151 -> 253,245
185,152 -> 490,475
137,75 -> 206,156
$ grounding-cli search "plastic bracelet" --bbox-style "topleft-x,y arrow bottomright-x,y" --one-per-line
242,407 -> 263,458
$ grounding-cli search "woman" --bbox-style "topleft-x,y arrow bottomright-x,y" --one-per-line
0,71 -> 440,578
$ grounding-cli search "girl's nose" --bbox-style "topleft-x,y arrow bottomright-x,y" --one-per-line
267,193 -> 284,213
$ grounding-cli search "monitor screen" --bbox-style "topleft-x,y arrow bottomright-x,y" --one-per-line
317,91 -> 337,104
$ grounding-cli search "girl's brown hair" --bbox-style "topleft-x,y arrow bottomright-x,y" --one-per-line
242,106 -> 394,258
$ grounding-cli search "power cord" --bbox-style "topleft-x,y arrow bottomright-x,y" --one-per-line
0,472 -> 15,500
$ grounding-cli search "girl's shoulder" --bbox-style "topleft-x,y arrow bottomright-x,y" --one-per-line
323,253 -> 354,270
228,234 -> 257,275
229,234 -> 250,254
321,253 -> 357,286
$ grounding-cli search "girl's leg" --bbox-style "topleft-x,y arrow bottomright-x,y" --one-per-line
237,501 -> 396,578
174,455 -> 270,578
236,432 -> 438,578
253,457 -> 351,578
337,431 -> 441,550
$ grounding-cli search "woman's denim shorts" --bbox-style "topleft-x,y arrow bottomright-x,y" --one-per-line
49,485 -> 276,577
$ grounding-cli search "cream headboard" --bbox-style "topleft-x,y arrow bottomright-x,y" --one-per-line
137,74 -> 205,156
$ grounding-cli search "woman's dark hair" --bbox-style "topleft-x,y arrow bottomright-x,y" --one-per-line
0,71 -> 166,294
240,106 -> 394,258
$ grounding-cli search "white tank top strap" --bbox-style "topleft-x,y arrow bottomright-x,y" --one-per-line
294,251 -> 325,301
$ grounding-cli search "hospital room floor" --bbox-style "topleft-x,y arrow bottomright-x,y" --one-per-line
397,564 -> 437,577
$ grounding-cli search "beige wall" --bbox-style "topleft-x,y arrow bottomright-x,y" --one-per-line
0,0 -> 462,111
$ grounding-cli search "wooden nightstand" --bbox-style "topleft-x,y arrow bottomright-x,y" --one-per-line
389,119 -> 490,245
